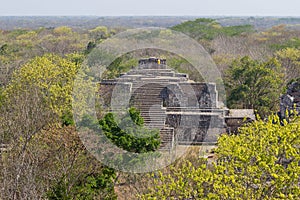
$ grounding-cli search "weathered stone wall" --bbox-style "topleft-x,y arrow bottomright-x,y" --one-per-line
98,82 -> 116,110
280,80 -> 300,118
166,114 -> 225,143
160,82 -> 217,108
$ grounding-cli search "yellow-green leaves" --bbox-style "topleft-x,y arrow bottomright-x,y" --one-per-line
216,114 -> 300,199
142,115 -> 300,199
5,54 -> 79,117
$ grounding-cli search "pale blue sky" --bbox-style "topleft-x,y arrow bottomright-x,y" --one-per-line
1,0 -> 300,16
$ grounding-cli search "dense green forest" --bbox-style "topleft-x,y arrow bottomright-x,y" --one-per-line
1,17 -> 300,199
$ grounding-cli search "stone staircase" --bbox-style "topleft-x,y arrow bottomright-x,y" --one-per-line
130,80 -> 175,150
131,81 -> 167,129
159,127 -> 175,150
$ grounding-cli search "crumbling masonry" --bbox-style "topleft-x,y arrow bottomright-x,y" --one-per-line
99,58 -> 255,149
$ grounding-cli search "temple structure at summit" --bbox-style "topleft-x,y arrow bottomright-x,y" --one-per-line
99,57 -> 255,150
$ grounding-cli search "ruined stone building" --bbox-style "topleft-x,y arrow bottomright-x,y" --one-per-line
280,80 -> 300,118
99,57 -> 255,149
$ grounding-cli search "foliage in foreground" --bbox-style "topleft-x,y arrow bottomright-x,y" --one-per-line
97,107 -> 161,171
99,107 -> 161,154
141,115 -> 300,199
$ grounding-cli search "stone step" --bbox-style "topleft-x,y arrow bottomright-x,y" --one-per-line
142,117 -> 166,119
142,116 -> 166,119
158,128 -> 175,151
143,120 -> 165,123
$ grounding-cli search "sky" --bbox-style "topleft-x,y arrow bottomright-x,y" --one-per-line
1,0 -> 300,16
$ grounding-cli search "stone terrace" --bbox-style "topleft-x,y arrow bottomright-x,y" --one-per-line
99,57 -> 254,150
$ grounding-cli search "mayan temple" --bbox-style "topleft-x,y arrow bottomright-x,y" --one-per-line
99,57 -> 255,150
